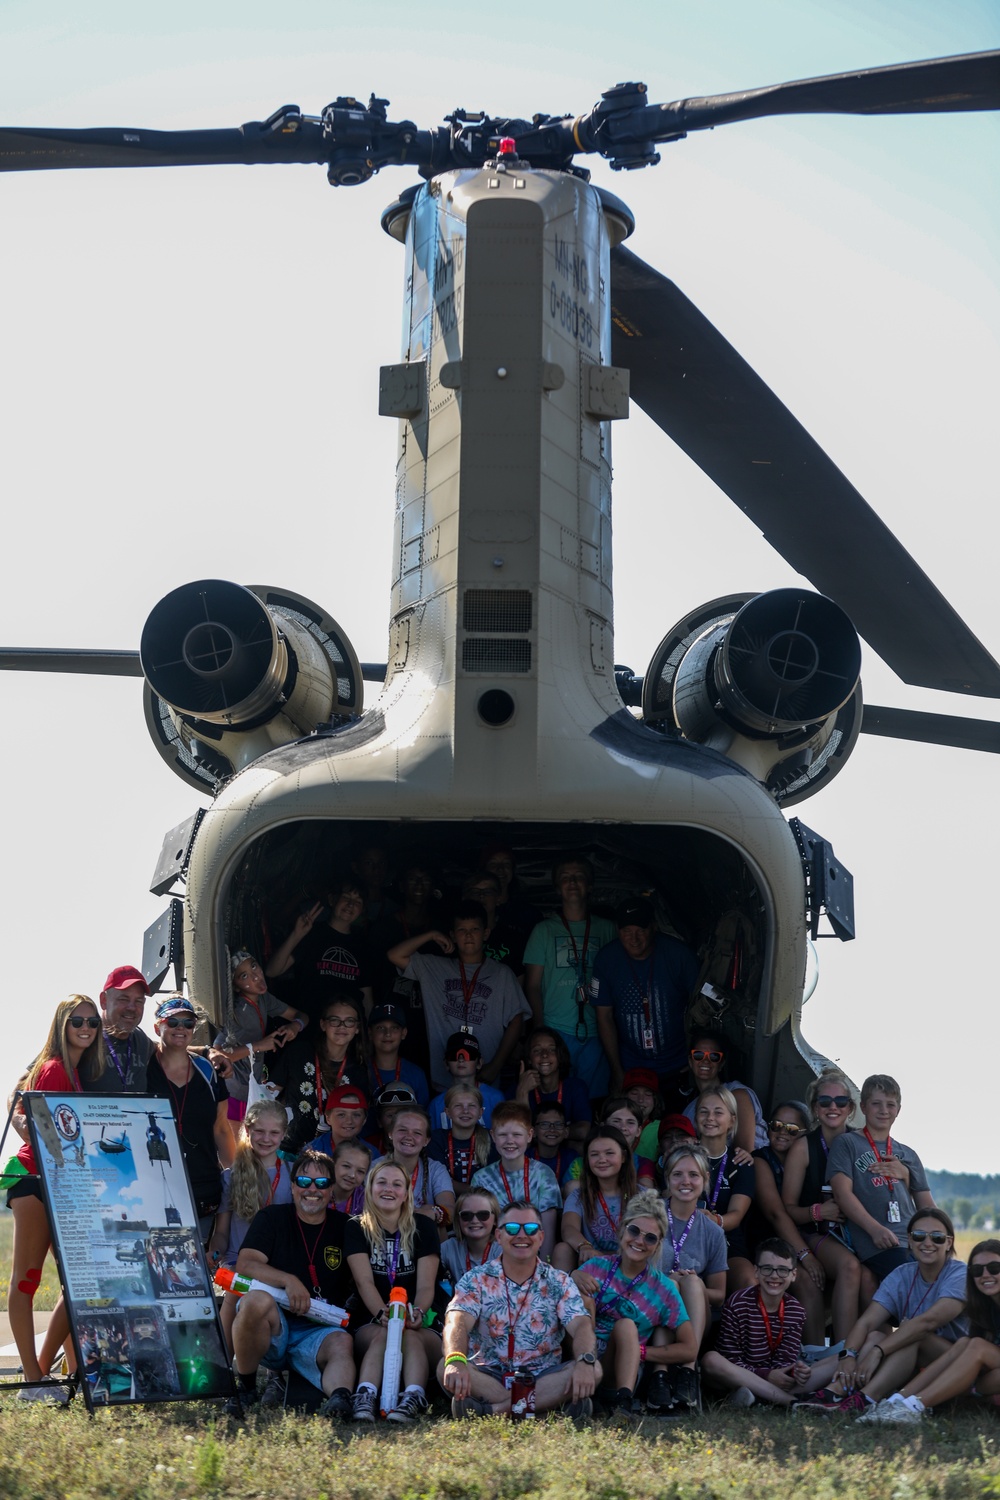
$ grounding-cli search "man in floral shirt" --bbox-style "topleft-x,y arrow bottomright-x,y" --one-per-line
438,1201 -> 601,1418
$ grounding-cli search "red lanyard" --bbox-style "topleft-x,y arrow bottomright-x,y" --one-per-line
458,960 -> 483,1016
447,1133 -> 475,1185
315,1052 -> 346,1114
533,1081 -> 563,1108
264,1160 -> 281,1207
503,1266 -> 537,1363
757,1291 -> 785,1356
240,993 -> 266,1039
499,1159 -> 531,1205
863,1128 -> 897,1197
296,1215 -> 327,1295
371,1058 -> 402,1093
597,1189 -> 621,1235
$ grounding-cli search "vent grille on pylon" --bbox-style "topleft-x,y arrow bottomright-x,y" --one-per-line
462,590 -> 532,633
462,639 -> 532,673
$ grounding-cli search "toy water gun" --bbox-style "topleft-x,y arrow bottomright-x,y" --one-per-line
379,1286 -> 409,1416
214,1267 -> 350,1328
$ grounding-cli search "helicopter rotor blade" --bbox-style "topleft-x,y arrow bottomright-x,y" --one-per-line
0,648 -> 143,675
646,49 -> 1000,136
0,117 -> 331,173
861,705 -> 1000,754
610,245 -> 1000,701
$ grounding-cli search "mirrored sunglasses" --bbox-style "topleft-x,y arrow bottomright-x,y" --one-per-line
499,1221 -> 542,1237
768,1120 -> 805,1136
293,1175 -> 333,1190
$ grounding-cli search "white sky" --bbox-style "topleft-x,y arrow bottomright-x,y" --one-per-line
1,2 -> 997,1170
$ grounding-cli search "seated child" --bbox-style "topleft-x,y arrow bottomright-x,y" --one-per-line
428,1033 -> 504,1129
428,1084 -> 498,1192
526,1101 -> 580,1196
470,1101 -> 561,1260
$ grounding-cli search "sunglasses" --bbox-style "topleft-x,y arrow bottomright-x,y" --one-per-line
293,1175 -> 333,1190
909,1230 -> 949,1245
68,1015 -> 101,1030
971,1262 -> 1000,1279
769,1120 -> 805,1136
459,1210 -> 493,1223
162,1016 -> 196,1030
757,1264 -> 794,1279
816,1094 -> 851,1109
624,1225 -> 661,1247
690,1049 -> 723,1064
499,1221 -> 542,1237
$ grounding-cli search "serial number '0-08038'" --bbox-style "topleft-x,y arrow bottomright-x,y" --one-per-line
549,283 -> 595,348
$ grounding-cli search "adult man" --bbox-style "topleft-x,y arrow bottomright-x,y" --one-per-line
591,898 -> 699,1096
87,966 -> 155,1093
439,1200 -> 601,1418
387,901 -> 531,1093
523,857 -> 615,1097
227,1150 -> 355,1418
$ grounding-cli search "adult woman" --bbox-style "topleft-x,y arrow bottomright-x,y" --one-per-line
513,1028 -> 590,1147
146,995 -> 233,1241
574,1189 -> 698,1413
269,990 -> 368,1157
555,1125 -> 637,1269
382,1107 -> 455,1230
682,1032 -> 767,1151
695,1087 -> 755,1291
659,1146 -> 728,1357
780,1068 -> 868,1341
438,1188 -> 502,1291
7,995 -> 105,1399
212,951 -> 307,1123
344,1159 -> 442,1423
751,1102 -> 828,1343
863,1240 -> 1000,1422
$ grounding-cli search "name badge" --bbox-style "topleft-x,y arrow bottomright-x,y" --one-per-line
887,1200 -> 901,1224
642,1027 -> 656,1052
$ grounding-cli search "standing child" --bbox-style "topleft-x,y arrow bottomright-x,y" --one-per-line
428,1084 -> 497,1193
470,1102 -> 561,1260
367,1003 -> 430,1109
427,1034 -> 504,1130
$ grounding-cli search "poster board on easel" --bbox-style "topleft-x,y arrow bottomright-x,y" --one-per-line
24,1092 -> 234,1411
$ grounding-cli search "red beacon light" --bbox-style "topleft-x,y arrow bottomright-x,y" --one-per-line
498,137 -> 517,157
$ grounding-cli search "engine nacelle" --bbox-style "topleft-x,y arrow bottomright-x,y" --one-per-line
140,580 -> 362,790
641,589 -> 862,806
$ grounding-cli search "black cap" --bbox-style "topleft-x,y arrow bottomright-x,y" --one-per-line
445,1031 -> 482,1061
369,1002 -> 409,1027
615,896 -> 654,928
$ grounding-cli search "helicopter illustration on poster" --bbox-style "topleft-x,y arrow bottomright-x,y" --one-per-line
2,48 -> 998,1106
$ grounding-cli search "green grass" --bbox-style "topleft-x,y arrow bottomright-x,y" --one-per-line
0,1402 -> 997,1500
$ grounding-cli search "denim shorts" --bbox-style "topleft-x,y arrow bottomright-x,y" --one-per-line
237,1303 -> 348,1389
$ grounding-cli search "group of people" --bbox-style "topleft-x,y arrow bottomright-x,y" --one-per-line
4,843 -> 998,1425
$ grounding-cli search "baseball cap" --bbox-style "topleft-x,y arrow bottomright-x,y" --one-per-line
615,897 -> 654,929
445,1031 -> 482,1062
104,965 -> 149,995
154,995 -> 196,1022
324,1086 -> 368,1113
658,1113 -> 697,1141
369,1003 -> 409,1027
622,1067 -> 659,1093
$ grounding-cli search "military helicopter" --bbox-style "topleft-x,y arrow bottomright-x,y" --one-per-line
2,48 -> 999,1109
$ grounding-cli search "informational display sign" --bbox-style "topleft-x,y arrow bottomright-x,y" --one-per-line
24,1092 -> 233,1409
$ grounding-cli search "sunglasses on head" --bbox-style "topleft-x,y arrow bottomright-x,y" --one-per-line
293,1175 -> 332,1190
459,1209 -> 493,1223
499,1221 -> 542,1237
162,1016 -> 196,1030
624,1224 -> 660,1247
971,1262 -> 1000,1279
68,1016 -> 100,1030
690,1049 -> 723,1064
909,1230 -> 949,1245
816,1094 -> 851,1109
769,1119 -> 805,1136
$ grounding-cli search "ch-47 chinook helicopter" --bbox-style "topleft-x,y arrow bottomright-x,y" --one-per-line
2,49 -> 999,1109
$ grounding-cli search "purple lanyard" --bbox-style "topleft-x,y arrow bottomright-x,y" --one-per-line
667,1207 -> 697,1269
594,1255 -> 647,1313
386,1231 -> 402,1286
105,1034 -> 132,1087
708,1151 -> 728,1211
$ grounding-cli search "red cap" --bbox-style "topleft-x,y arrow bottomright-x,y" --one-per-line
103,965 -> 149,995
658,1113 -> 697,1141
622,1067 -> 659,1093
324,1086 -> 368,1113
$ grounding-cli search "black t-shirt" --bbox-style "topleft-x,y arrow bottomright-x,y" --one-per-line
427,1128 -> 498,1187
343,1214 -> 440,1308
702,1148 -> 755,1259
287,925 -> 375,1019
146,1053 -> 228,1208
241,1203 -> 351,1306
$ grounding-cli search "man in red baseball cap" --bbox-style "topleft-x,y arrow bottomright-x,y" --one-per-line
90,965 -> 153,1093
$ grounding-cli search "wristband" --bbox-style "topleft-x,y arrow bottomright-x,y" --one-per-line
811,1203 -> 822,1224
444,1353 -> 468,1366
294,1017 -> 306,1031
796,1249 -> 809,1262
871,1345 -> 886,1363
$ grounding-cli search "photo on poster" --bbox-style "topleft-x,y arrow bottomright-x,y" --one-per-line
24,1092 -> 233,1408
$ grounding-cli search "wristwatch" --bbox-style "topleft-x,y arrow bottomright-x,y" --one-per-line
577,1352 -> 597,1365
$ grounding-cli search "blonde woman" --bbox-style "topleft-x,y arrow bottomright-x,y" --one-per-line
344,1159 -> 442,1423
695,1087 -> 755,1292
7,995 -> 105,1400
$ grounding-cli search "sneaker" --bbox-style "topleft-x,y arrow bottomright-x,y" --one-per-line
645,1370 -> 674,1413
864,1399 -> 923,1424
451,1395 -> 494,1419
351,1387 -> 377,1423
260,1371 -> 286,1409
319,1387 -> 353,1420
831,1391 -> 869,1415
726,1386 -> 756,1409
792,1387 -> 845,1413
562,1395 -> 593,1423
670,1366 -> 702,1415
224,1386 -> 260,1420
385,1388 -> 428,1424
17,1379 -> 70,1406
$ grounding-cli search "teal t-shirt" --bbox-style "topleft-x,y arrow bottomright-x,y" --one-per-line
524,915 -> 616,1037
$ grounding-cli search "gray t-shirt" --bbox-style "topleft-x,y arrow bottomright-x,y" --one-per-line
214,990 -> 291,1101
873,1257 -> 968,1342
826,1129 -> 929,1261
86,1028 -> 156,1094
439,1235 -> 502,1290
659,1207 -> 729,1278
403,953 -> 532,1091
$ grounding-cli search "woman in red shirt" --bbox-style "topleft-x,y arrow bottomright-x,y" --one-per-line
7,994 -> 105,1398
